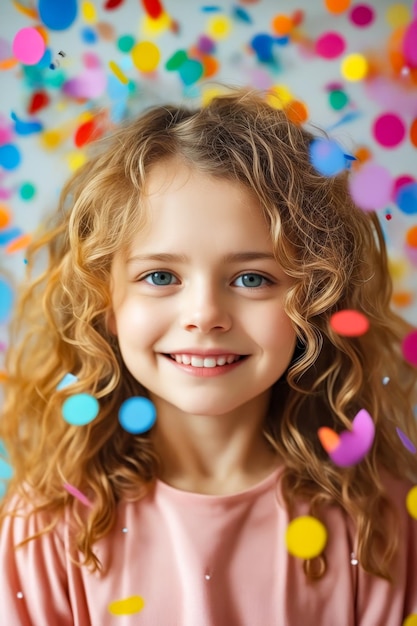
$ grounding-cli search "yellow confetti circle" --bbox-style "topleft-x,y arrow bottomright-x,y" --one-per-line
285,515 -> 327,559
266,84 -> 294,109
406,485 -> 417,519
385,3 -> 410,29
141,12 -> 171,37
108,595 -> 145,616
81,0 -> 97,23
207,15 -> 232,40
403,615 -> 417,626
202,86 -> 225,107
341,53 -> 368,81
67,151 -> 87,172
388,257 -> 409,280
131,41 -> 160,72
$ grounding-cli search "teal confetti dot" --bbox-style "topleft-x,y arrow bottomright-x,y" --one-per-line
62,393 -> 99,425
166,49 -> 187,71
309,138 -> 346,177
19,182 -> 36,200
117,34 -> 135,53
0,457 -> 14,480
118,397 -> 156,434
178,58 -> 203,85
329,89 -> 348,110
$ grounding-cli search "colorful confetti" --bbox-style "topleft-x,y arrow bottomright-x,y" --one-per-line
329,309 -> 370,336
118,397 -> 157,434
61,393 -> 100,426
12,27 -> 45,65
318,409 -> 375,467
108,595 -> 145,616
285,516 -> 327,559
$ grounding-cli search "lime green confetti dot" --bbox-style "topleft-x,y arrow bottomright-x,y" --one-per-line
166,50 -> 187,71
19,183 -> 36,200
117,35 -> 135,53
329,89 -> 348,110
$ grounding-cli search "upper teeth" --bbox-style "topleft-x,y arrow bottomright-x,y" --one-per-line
171,354 -> 241,367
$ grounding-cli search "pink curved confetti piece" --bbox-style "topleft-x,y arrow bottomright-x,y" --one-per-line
326,409 -> 375,467
63,482 -> 93,508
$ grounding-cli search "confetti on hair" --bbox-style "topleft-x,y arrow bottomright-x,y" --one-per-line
329,309 -> 369,336
62,393 -> 99,425
56,372 -> 78,390
402,330 -> 417,367
318,409 -> 375,466
285,516 -> 327,559
309,138 -> 346,176
108,595 -> 145,616
406,485 -> 417,519
0,278 -> 13,323
63,482 -> 94,508
396,427 -> 417,454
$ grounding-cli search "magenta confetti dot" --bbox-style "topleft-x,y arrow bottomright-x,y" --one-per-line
349,4 -> 375,27
402,329 -> 417,367
403,19 -> 417,68
315,32 -> 346,59
12,27 -> 46,65
373,113 -> 406,148
349,162 -> 393,211
396,427 -> 417,454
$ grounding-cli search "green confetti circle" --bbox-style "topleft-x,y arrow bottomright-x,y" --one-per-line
329,89 -> 349,111
19,182 -> 36,200
117,35 -> 135,53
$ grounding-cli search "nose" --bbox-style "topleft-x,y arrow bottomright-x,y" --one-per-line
180,280 -> 232,334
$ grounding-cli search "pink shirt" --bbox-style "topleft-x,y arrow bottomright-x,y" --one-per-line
1,466 -> 416,625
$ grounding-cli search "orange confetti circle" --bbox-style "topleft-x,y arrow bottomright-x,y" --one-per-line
410,118 -> 417,148
406,225 -> 417,248
285,100 -> 308,124
324,0 -> 351,14
271,14 -> 293,36
0,204 -> 11,229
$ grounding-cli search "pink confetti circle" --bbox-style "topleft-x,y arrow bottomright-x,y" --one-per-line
12,27 -> 45,65
349,4 -> 375,27
373,113 -> 406,148
403,19 -> 417,68
315,32 -> 346,59
402,330 -> 417,367
349,162 -> 393,211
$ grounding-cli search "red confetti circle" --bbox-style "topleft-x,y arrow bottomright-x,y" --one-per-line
373,113 -> 406,148
330,310 -> 370,337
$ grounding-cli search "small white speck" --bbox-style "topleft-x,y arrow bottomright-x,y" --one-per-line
401,66 -> 410,76
17,592 -> 24,599
122,528 -> 128,533
204,574 -> 211,580
350,552 -> 358,565
382,376 -> 390,385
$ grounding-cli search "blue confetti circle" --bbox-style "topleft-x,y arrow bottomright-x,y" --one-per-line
309,138 -> 346,177
396,182 -> 417,215
38,0 -> 77,30
118,397 -> 157,434
0,144 -> 21,170
62,393 -> 99,426
81,27 -> 98,45
0,278 -> 14,324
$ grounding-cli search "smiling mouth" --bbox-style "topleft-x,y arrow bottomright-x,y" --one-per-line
162,354 -> 248,367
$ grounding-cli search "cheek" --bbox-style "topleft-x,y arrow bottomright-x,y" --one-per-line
116,300 -> 166,345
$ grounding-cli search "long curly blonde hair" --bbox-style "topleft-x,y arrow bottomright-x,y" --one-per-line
1,87 -> 416,582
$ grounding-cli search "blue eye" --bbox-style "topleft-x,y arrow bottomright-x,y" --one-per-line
143,271 -> 177,286
233,273 -> 272,288
140,271 -> 272,289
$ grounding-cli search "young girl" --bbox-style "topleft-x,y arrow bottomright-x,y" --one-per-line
1,87 -> 416,625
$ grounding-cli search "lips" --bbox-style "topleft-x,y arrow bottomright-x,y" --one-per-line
164,354 -> 246,368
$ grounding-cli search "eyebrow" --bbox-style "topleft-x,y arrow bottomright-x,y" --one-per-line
127,251 -> 277,264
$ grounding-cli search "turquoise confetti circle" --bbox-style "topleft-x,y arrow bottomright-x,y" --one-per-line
62,393 -> 99,425
118,397 -> 157,434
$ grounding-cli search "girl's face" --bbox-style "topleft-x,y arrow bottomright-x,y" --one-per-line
109,158 -> 296,420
